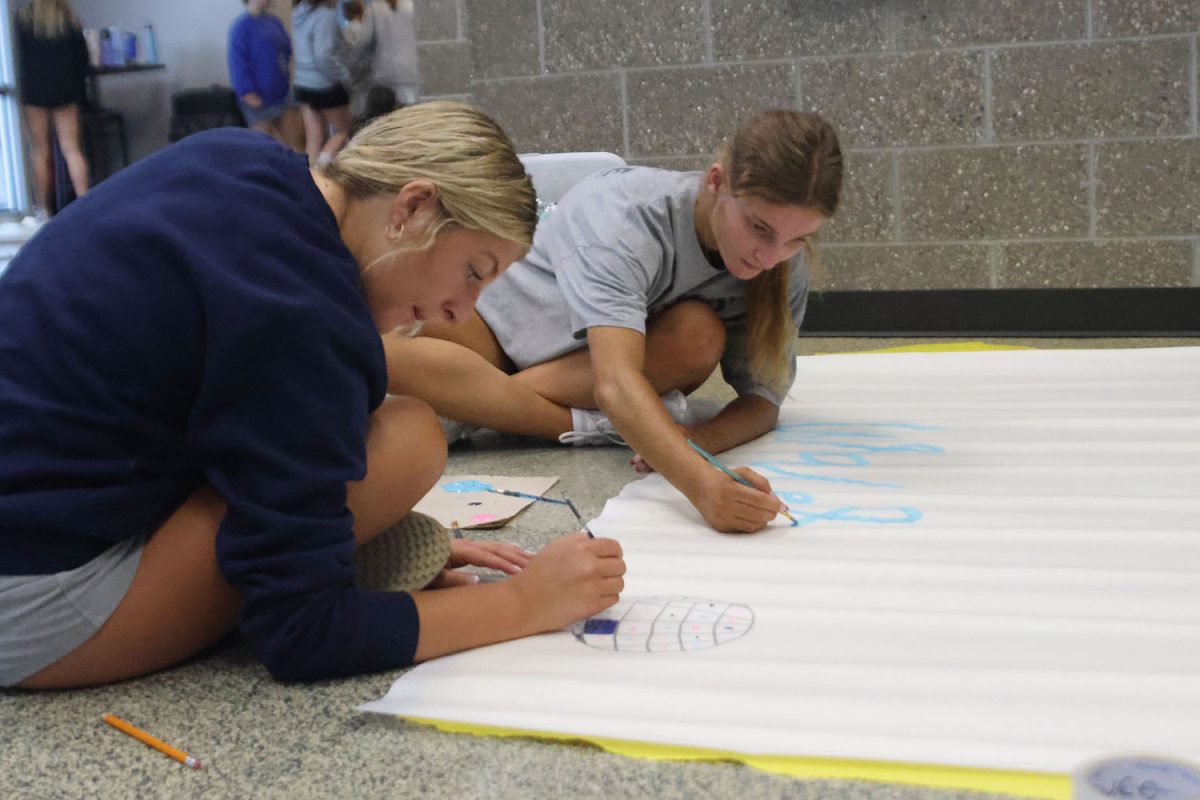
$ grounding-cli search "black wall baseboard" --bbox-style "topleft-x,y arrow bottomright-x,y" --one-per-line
800,288 -> 1200,337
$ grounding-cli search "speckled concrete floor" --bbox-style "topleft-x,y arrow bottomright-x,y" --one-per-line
2,337 -> 1196,800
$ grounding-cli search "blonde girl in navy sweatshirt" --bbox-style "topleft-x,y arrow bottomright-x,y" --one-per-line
0,102 -> 625,687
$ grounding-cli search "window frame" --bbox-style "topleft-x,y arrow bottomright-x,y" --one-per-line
0,2 -> 30,215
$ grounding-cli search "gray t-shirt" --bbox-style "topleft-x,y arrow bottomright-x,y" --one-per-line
476,166 -> 808,406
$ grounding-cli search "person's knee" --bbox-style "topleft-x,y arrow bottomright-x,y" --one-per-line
377,395 -> 447,485
651,300 -> 726,378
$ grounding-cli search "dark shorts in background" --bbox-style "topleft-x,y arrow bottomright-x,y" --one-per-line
295,84 -> 350,110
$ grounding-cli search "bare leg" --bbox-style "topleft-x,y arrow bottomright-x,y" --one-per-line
254,113 -> 305,154
318,104 -> 352,160
278,107 -> 305,153
413,300 -> 723,437
511,299 -> 726,409
344,395 -> 447,537
300,103 -> 325,165
21,105 -> 53,211
384,333 -> 571,439
52,104 -> 89,198
419,312 -> 512,371
250,118 -> 286,147
19,395 -> 446,689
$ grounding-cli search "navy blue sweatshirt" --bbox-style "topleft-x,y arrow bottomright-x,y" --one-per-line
0,129 -> 419,681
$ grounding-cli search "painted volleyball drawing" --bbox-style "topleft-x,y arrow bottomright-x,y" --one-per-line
570,596 -> 753,652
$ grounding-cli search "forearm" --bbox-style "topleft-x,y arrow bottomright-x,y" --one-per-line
596,372 -> 714,504
587,326 -> 783,530
685,393 -> 780,455
411,581 -> 537,662
412,532 -> 625,661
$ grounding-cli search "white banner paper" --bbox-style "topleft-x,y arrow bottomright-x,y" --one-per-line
363,347 -> 1200,775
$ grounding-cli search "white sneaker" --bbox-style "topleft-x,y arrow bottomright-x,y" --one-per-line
558,408 -> 626,446
438,415 -> 479,444
558,389 -> 689,447
660,388 -> 689,425
19,210 -> 47,228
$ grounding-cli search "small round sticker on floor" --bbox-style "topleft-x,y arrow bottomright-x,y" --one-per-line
569,596 -> 753,652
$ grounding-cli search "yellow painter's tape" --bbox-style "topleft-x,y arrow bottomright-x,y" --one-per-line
407,717 -> 1071,799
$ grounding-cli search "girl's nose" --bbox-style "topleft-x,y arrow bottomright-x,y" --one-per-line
444,286 -> 482,324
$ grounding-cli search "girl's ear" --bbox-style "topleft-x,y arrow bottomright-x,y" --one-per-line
391,179 -> 440,227
704,163 -> 726,195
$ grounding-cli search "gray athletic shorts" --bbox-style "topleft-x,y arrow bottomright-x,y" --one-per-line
0,536 -> 145,687
237,97 -> 295,127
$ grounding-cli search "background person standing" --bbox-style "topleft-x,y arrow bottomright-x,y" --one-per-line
227,0 -> 302,151
292,0 -> 352,167
351,0 -> 419,109
12,0 -> 90,215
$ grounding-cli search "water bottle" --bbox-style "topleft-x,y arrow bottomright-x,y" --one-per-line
105,27 -> 125,65
141,23 -> 158,65
123,31 -> 137,64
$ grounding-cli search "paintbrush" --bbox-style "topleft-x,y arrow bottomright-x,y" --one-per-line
488,488 -> 593,537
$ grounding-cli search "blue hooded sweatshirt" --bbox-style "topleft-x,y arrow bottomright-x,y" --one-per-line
227,11 -> 292,106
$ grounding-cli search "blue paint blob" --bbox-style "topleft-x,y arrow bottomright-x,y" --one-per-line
583,619 -> 619,635
789,506 -> 923,527
752,463 -> 901,489
442,479 -> 494,493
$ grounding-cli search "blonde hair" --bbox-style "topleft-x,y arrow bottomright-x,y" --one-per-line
719,110 -> 842,393
17,0 -> 81,38
323,101 -> 537,258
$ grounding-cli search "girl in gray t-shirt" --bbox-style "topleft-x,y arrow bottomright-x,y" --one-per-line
388,110 -> 843,534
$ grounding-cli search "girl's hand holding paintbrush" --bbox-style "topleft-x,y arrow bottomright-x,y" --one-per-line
691,465 -> 788,533
632,438 -> 792,533
507,533 -> 625,630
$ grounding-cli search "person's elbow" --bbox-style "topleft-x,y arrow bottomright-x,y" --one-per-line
745,394 -> 781,437
759,406 -> 781,436
592,370 -> 636,415
254,630 -> 333,683
245,606 -> 339,683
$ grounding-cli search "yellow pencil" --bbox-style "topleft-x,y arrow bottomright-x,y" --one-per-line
102,713 -> 202,770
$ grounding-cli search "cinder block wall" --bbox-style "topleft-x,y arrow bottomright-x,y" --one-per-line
416,1 -> 1200,292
